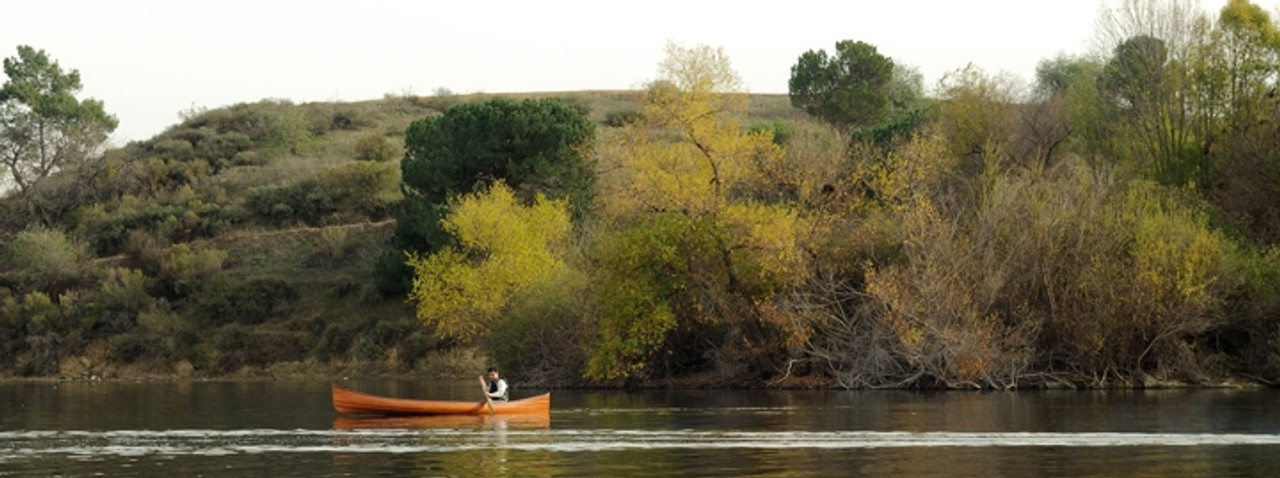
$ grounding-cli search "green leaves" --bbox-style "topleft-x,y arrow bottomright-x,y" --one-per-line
1,45 -> 118,224
789,40 -> 895,131
401,97 -> 596,210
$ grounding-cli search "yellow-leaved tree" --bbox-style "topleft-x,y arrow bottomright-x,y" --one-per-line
407,181 -> 571,341
589,42 -> 812,380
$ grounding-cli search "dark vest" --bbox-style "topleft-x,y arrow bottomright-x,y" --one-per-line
488,379 -> 509,401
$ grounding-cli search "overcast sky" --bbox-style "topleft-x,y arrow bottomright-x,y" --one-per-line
3,0 -> 1236,144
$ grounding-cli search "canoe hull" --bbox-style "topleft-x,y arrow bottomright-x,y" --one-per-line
331,385 -> 550,416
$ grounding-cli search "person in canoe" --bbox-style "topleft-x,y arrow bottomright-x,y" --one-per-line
481,367 -> 509,402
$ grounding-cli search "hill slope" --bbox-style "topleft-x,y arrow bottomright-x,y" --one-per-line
0,90 -> 802,380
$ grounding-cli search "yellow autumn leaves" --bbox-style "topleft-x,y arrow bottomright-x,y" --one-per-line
407,183 -> 570,341
407,42 -> 817,379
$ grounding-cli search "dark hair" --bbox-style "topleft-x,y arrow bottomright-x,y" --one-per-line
486,367 -> 498,374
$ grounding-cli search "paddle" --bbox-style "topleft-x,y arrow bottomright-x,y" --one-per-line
479,375 -> 495,415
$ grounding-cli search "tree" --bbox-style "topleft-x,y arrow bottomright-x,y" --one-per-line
1092,0 -> 1201,59
0,45 -> 118,222
1216,0 -> 1280,127
407,182 -> 571,342
400,97 -> 595,210
1099,35 -> 1170,110
1035,54 -> 1098,99
788,40 -> 895,131
1089,0 -> 1218,186
934,63 -> 1022,169
591,43 -> 811,380
377,97 -> 595,293
1206,0 -> 1280,244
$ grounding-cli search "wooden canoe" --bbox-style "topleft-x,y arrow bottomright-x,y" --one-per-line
331,385 -> 550,416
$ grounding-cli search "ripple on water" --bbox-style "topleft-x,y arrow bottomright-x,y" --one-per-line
5,428 -> 1280,459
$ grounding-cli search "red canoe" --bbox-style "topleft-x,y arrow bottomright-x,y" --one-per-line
331,385 -> 551,416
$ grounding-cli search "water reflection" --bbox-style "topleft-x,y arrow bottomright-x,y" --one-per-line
333,413 -> 551,430
2,381 -> 1280,477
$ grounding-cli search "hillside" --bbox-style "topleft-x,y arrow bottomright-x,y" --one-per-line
0,90 -> 803,380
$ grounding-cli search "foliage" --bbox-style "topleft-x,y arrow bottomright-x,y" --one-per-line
797,126 -> 1251,388
384,96 -> 596,294
788,40 -> 894,131
245,161 -> 397,226
5,27 -> 1280,387
1084,0 -> 1219,186
5,225 -> 91,293
1035,54 -> 1098,98
159,244 -> 227,296
407,182 -> 571,341
1216,0 -> 1280,126
490,269 -> 594,386
194,276 -> 296,326
0,45 -> 118,223
208,325 -> 307,373
589,42 -> 812,380
604,109 -> 641,127
400,96 -> 596,210
73,189 -> 246,255
934,64 -> 1021,170
354,133 -> 397,162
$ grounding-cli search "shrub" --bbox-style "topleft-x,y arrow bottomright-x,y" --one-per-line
315,319 -> 363,361
121,230 -> 170,276
604,109 -> 641,127
22,334 -> 63,376
748,120 -> 795,145
175,99 -> 313,156
161,244 -> 227,296
7,226 -> 91,293
354,133 -> 397,162
554,96 -> 592,117
194,276 -> 296,326
245,162 -> 397,226
314,161 -> 399,217
491,270 -> 593,386
373,248 -> 415,295
362,317 -> 433,365
109,332 -> 169,363
307,227 -> 361,267
99,267 -> 153,315
202,132 -> 252,161
208,325 -> 308,373
329,108 -> 371,131
426,87 -> 460,110
231,150 -> 265,166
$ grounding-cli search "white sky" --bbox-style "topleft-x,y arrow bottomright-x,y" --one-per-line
3,0 -> 1237,144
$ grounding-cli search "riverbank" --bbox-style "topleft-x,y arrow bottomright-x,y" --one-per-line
4,349 -> 1271,391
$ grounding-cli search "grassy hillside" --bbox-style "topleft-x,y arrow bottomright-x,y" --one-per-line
0,90 -> 803,380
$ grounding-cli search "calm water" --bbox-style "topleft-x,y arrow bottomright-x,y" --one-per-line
1,379 -> 1279,477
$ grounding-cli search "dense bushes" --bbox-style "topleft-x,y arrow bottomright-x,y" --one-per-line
209,325 -> 308,373
194,277 -> 296,326
5,226 -> 92,293
245,161 -> 398,226
354,133 -> 397,162
0,217 -> 426,378
490,270 -> 594,387
792,132 -> 1264,389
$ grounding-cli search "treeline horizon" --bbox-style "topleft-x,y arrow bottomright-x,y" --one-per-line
3,0 -> 1280,388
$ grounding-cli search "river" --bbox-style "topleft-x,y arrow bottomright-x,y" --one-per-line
2,379 -> 1278,477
